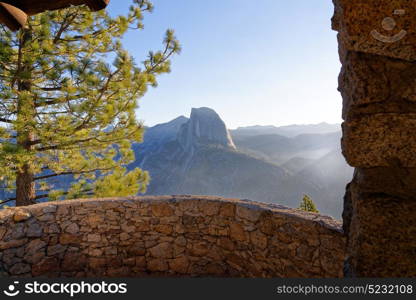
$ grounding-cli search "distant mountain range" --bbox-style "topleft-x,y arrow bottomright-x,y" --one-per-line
231,130 -> 342,165
131,107 -> 353,218
232,123 -> 341,138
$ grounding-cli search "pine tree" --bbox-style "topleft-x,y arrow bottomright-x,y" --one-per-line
0,0 -> 181,206
299,194 -> 319,213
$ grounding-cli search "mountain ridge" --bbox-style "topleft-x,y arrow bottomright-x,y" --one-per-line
132,107 -> 352,218
232,122 -> 341,138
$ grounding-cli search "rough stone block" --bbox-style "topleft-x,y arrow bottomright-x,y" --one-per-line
32,257 -> 59,276
338,51 -> 416,120
9,262 -> 30,275
13,210 -> 31,222
150,203 -> 173,217
333,0 -> 416,61
347,181 -> 416,277
342,114 -> 416,167
0,239 -> 28,251
59,233 -> 81,245
236,205 -> 262,223
169,256 -> 189,274
149,242 -> 173,259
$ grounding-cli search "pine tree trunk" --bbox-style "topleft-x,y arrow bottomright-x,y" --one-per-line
16,165 -> 36,206
15,114 -> 36,207
15,28 -> 35,207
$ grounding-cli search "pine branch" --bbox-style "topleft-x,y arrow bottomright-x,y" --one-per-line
35,94 -> 82,108
0,118 -> 13,123
34,167 -> 114,181
0,198 -> 15,205
3,194 -> 49,203
53,11 -> 79,44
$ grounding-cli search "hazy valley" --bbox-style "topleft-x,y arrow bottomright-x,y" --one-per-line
130,107 -> 353,218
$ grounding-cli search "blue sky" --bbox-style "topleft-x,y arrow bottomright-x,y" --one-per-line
108,0 -> 341,129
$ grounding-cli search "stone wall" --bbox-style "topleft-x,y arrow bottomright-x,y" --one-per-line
0,196 -> 345,278
333,0 -> 416,277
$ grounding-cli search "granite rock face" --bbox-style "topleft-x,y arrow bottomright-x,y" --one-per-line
178,107 -> 236,152
333,0 -> 416,277
0,196 -> 345,278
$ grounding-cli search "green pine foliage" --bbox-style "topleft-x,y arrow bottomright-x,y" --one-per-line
299,194 -> 319,213
0,0 -> 181,206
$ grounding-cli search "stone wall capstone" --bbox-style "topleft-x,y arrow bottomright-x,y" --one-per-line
0,196 -> 345,278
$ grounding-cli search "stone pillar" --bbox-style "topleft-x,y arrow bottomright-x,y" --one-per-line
333,0 -> 416,277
